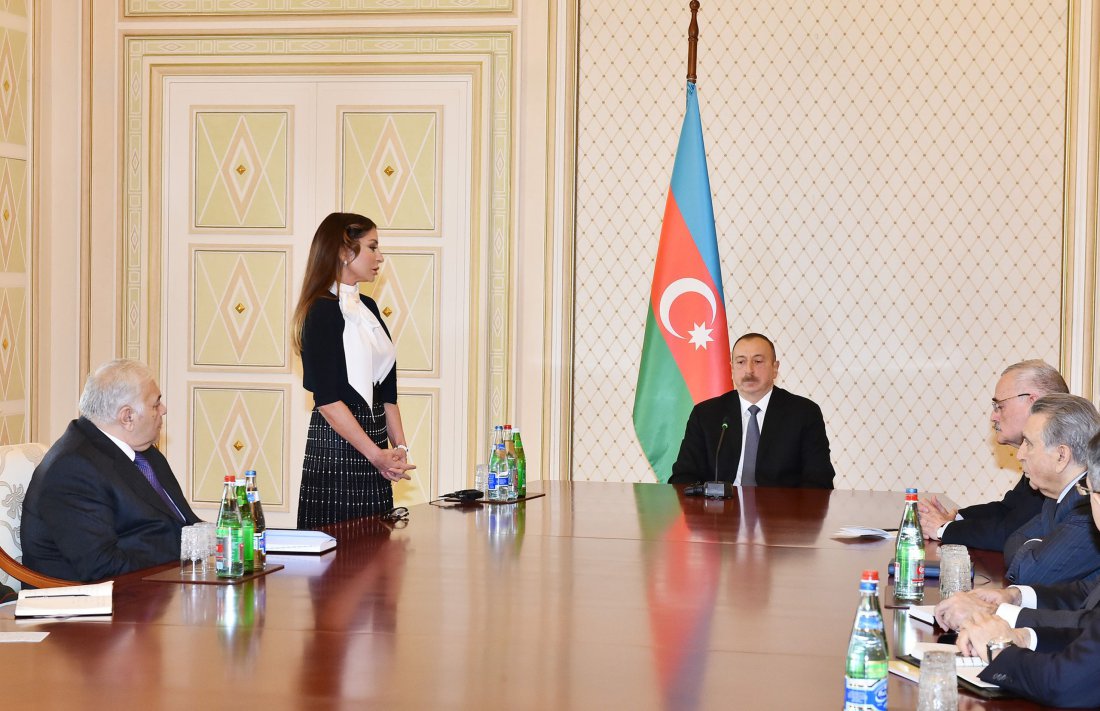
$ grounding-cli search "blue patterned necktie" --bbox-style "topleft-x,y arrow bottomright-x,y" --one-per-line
741,405 -> 761,487
134,450 -> 185,522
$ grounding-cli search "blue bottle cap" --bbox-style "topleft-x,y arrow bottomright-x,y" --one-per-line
905,487 -> 918,494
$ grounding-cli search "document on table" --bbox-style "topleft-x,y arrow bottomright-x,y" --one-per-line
266,529 -> 337,554
903,641 -> 1000,690
908,605 -> 936,626
14,581 -> 114,618
832,525 -> 896,539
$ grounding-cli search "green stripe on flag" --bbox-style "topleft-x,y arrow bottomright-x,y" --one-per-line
633,307 -> 694,482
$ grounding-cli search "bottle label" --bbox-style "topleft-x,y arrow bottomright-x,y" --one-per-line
855,611 -> 884,632
487,472 -> 498,490
844,675 -> 887,710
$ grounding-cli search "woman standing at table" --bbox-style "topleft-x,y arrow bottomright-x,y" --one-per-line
292,212 -> 414,527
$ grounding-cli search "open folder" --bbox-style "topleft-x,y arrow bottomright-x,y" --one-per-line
15,581 -> 114,618
265,529 -> 337,554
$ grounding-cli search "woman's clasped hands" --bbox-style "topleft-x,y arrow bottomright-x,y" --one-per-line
373,447 -> 415,482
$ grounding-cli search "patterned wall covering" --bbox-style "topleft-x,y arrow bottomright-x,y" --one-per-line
342,111 -> 439,232
0,3 -> 27,446
192,249 -> 288,368
574,1 -> 1067,503
190,385 -> 288,505
194,111 -> 289,229
364,251 -> 439,374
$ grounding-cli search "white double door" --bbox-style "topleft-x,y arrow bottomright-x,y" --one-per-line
160,74 -> 475,526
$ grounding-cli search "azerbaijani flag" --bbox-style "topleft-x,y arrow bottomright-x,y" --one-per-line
633,82 -> 732,481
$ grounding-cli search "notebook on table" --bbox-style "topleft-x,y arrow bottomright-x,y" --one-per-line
892,641 -> 1014,699
14,581 -> 114,618
265,529 -> 337,554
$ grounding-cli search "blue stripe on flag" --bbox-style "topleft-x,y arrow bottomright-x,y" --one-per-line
668,82 -> 724,300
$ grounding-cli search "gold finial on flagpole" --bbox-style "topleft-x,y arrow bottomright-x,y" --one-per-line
687,1 -> 700,84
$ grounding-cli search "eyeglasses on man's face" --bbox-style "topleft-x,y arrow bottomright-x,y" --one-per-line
1075,479 -> 1098,497
991,393 -> 1031,414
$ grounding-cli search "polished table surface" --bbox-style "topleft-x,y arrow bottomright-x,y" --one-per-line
0,483 -> 1070,709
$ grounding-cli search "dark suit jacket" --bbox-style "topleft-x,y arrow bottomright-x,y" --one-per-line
21,418 -> 200,582
941,473 -> 1045,551
668,387 -> 835,488
980,613 -> 1100,707
1015,578 -> 1100,630
1002,483 -> 1100,586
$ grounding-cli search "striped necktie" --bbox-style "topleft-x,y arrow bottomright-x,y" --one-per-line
134,450 -> 185,522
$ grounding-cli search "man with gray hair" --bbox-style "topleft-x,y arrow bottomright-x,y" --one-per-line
931,430 -> 1100,707
21,359 -> 199,581
996,393 -> 1100,585
919,360 -> 1067,549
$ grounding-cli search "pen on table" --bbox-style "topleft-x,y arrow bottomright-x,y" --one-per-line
24,594 -> 90,599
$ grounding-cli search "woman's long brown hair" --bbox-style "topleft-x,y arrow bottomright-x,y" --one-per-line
291,212 -> 376,353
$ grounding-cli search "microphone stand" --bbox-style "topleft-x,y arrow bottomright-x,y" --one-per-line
704,419 -> 733,499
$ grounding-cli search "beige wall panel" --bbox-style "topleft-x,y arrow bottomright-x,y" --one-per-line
342,109 -> 439,233
190,384 -> 288,509
125,0 -> 512,15
362,250 -> 439,375
0,284 -> 24,402
0,156 -> 24,273
574,1 -> 1068,503
0,24 -> 27,148
194,110 -> 289,230
391,388 -> 436,507
191,248 -> 288,369
0,412 -> 20,443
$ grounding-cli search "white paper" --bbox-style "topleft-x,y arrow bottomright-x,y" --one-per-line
0,631 -> 49,642
15,581 -> 114,618
832,525 -> 895,539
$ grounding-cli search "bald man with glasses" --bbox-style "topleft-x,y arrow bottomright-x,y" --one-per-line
918,360 -> 1067,550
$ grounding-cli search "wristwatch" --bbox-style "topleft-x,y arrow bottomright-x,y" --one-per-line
986,637 -> 1014,661
396,444 -> 410,454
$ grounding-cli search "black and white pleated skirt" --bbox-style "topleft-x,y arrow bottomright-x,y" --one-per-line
297,400 -> 393,528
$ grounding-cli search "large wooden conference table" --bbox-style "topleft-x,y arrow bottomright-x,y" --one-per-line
0,483 -> 1069,709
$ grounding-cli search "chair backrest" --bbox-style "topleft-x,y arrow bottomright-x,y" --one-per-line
0,443 -> 78,589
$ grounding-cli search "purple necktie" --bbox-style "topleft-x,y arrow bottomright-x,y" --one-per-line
134,450 -> 185,522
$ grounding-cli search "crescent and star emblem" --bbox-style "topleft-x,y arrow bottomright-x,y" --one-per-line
658,277 -> 718,350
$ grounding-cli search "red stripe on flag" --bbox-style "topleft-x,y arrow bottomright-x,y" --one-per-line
650,190 -> 732,402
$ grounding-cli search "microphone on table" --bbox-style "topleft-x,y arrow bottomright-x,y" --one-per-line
703,418 -> 734,499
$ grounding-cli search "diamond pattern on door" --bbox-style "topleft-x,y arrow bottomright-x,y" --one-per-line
194,111 -> 289,228
0,286 -> 23,403
391,389 -> 435,507
191,385 -> 287,506
342,110 -> 439,231
362,250 -> 438,374
0,27 -> 26,147
0,157 -> 24,273
192,249 -> 287,368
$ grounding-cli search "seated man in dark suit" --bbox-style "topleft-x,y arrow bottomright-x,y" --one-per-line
919,360 -> 1064,550
21,359 -> 200,582
668,333 -> 835,488
947,430 -> 1100,708
998,394 -> 1100,585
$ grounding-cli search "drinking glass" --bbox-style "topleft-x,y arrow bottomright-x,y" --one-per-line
195,521 -> 218,571
939,544 -> 972,599
917,650 -> 959,710
180,526 -> 202,575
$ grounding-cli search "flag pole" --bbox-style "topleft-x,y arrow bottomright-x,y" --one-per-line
687,1 -> 700,84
